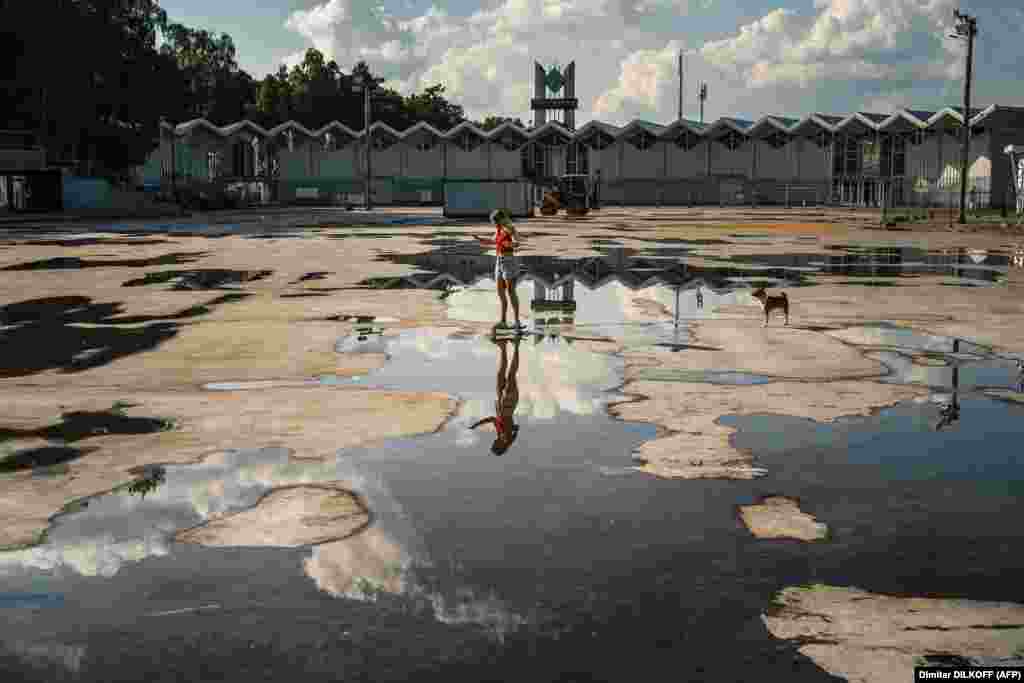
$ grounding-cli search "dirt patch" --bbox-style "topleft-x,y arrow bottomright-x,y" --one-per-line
175,484 -> 370,547
612,379 -> 924,480
738,496 -> 828,541
764,584 -> 1024,683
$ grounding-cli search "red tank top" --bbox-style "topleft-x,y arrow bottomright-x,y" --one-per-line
494,225 -> 513,253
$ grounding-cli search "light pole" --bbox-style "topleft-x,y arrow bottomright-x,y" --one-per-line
353,74 -> 375,210
160,116 -> 177,203
949,9 -> 977,225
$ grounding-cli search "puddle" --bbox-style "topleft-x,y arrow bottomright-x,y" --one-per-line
361,249 -> 786,344
721,248 -> 1011,285
5,331 -> 774,679
2,252 -> 207,271
721,394 -> 1024,495
826,324 -> 992,356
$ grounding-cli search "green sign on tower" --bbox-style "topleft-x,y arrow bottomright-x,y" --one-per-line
544,66 -> 564,94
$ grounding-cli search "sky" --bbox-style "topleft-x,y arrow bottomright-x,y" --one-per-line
158,0 -> 1024,126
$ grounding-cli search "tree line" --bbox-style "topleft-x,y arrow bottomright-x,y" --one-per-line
0,0 -> 524,175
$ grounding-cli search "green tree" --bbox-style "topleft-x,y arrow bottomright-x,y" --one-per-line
403,84 -> 465,131
0,0 -> 180,173
476,116 -> 525,131
158,23 -> 254,125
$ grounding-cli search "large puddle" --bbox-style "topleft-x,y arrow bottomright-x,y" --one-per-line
3,229 -> 1024,680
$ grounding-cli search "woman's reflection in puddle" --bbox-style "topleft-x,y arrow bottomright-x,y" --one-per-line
470,336 -> 521,455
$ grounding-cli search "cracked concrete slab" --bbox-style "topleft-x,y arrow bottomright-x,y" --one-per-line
612,379 -> 925,479
738,496 -> 828,541
764,584 -> 1024,683
175,484 -> 369,547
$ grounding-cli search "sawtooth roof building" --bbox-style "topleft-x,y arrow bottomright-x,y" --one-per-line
143,104 -> 1024,209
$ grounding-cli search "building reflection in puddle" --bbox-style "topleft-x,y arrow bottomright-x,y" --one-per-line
365,250 -> 779,339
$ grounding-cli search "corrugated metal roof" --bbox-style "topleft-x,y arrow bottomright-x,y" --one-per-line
905,109 -> 935,121
719,117 -> 754,129
816,114 -> 844,124
858,112 -> 889,124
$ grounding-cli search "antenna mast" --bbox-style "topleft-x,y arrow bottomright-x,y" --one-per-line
678,52 -> 683,121
698,82 -> 708,124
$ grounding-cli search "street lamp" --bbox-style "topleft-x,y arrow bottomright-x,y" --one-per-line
949,9 -> 977,225
352,74 -> 375,210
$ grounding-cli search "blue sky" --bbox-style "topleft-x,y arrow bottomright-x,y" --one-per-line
158,0 -> 1024,125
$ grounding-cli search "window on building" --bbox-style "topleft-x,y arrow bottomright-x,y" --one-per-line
764,131 -> 789,149
497,135 -> 524,152
813,130 -> 832,148
628,131 -> 655,151
415,136 -> 436,152
674,130 -> 699,150
207,151 -> 221,180
587,132 -> 613,150
844,136 -> 859,175
893,135 -> 906,177
718,130 -> 744,151
521,143 -> 547,178
861,138 -> 880,174
566,142 -> 589,175
453,130 -> 482,152
372,133 -> 396,151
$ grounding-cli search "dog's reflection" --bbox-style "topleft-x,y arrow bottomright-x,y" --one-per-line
935,365 -> 961,431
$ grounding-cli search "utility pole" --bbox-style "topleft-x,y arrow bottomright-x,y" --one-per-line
950,9 -> 977,225
353,74 -> 375,210
698,82 -> 707,125
678,52 -> 683,121
161,116 -> 177,203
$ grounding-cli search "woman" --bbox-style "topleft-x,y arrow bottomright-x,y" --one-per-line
476,208 -> 524,334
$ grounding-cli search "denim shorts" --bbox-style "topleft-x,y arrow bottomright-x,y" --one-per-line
494,253 -> 520,281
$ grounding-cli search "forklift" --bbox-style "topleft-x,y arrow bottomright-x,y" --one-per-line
538,174 -> 592,217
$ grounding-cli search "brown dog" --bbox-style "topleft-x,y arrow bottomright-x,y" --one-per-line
751,287 -> 789,326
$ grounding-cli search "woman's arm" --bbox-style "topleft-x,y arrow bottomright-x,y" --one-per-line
475,235 -> 494,245
506,225 -> 521,246
469,417 -> 496,430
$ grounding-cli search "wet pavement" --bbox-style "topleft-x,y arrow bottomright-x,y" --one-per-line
1,207 -> 1024,681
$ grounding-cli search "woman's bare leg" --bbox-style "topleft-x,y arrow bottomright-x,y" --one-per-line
496,340 -> 508,398
496,279 -> 509,326
507,279 -> 520,325
507,337 -> 520,398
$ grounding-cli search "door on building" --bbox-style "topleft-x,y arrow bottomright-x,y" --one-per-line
863,180 -> 875,207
